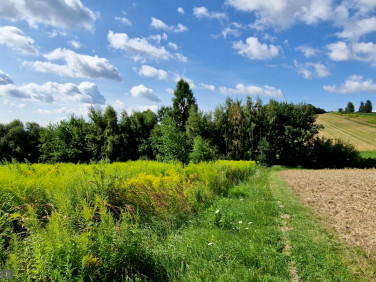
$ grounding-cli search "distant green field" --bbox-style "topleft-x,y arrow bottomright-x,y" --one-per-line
316,113 -> 376,151
332,112 -> 376,124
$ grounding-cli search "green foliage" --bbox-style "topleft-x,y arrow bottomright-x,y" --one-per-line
0,161 -> 256,280
0,120 -> 41,162
305,137 -> 360,168
345,101 -> 355,113
172,79 -> 197,129
189,136 -> 216,163
359,100 -> 373,113
156,116 -> 189,163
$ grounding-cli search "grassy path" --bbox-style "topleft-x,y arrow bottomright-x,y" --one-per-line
270,168 -> 376,281
317,113 -> 376,151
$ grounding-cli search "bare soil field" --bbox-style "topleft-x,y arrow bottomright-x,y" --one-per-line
280,169 -> 376,258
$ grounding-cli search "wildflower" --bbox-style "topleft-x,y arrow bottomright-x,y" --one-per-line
208,242 -> 214,246
245,227 -> 249,230
238,220 -> 243,224
240,198 -> 244,201
215,209 -> 220,214
248,222 -> 253,224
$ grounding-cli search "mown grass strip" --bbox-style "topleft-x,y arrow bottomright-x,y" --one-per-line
145,168 -> 290,281
270,168 -> 376,281
317,113 -> 376,151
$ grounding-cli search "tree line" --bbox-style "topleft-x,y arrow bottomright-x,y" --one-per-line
0,79 -> 370,168
339,100 -> 373,114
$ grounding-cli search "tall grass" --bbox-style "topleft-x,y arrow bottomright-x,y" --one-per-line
0,160 -> 256,280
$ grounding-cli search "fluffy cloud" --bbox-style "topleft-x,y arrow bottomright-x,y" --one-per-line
233,37 -> 279,60
177,7 -> 184,15
130,85 -> 161,102
296,46 -> 320,58
168,42 -> 178,50
115,16 -> 131,26
150,17 -> 188,33
0,70 -> 14,85
226,0 -> 332,30
112,99 -> 159,114
193,6 -> 226,20
0,80 -> 105,104
69,40 -> 82,49
219,83 -> 283,97
24,48 -> 122,81
138,65 -> 169,80
0,26 -> 39,55
323,75 -> 376,94
327,41 -> 352,61
0,0 -> 97,30
337,17 -> 376,41
200,83 -> 216,91
294,60 -> 331,79
327,41 -> 376,66
175,53 -> 187,62
108,31 -> 171,61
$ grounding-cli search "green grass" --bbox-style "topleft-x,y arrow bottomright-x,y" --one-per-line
1,163 -> 375,280
317,113 -> 376,151
270,167 -> 376,281
359,150 -> 376,159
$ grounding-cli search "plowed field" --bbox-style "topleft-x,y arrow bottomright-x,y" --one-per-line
280,169 -> 376,258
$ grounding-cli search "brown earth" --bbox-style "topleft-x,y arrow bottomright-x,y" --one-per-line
279,169 -> 376,258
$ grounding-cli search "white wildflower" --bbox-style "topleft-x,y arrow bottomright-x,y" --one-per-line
238,220 -> 243,224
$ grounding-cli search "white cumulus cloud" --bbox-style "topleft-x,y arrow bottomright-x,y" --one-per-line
177,7 -> 184,14
296,46 -> 320,58
294,60 -> 331,79
226,0 -> 332,30
0,69 -> 14,85
219,83 -> 283,97
193,6 -> 226,20
200,83 -> 216,92
24,48 -> 122,81
0,0 -> 97,30
138,65 -> 169,80
115,16 -> 132,26
323,75 -> 376,94
130,85 -> 161,102
0,80 -> 105,104
337,17 -> 376,41
108,30 -> 171,61
327,41 -> 376,66
233,37 -> 279,60
150,17 -> 188,33
0,26 -> 39,55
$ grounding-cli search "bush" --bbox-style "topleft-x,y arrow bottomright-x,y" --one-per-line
189,136 -> 216,164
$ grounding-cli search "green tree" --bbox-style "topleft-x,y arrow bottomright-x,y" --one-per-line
345,102 -> 355,113
172,79 -> 197,129
39,116 -> 89,163
189,136 -> 216,163
365,100 -> 372,113
86,106 -> 106,161
358,101 -> 365,113
103,105 -> 120,162
156,116 -> 189,163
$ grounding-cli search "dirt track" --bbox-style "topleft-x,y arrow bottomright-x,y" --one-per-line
280,169 -> 376,257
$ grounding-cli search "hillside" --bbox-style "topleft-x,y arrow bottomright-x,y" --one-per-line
316,113 -> 376,151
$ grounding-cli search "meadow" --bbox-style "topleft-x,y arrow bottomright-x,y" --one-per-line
317,113 -> 376,151
1,161 -> 375,281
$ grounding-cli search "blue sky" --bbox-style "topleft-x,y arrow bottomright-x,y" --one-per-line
1,0 -> 376,125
